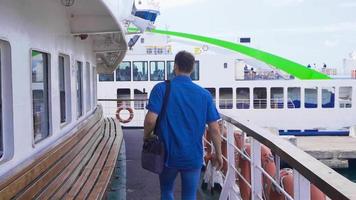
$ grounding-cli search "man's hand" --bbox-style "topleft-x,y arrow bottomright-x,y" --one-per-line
212,153 -> 223,170
207,121 -> 223,170
143,111 -> 158,140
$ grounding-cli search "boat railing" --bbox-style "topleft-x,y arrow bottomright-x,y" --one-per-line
209,114 -> 356,200
339,99 -> 352,108
236,99 -> 250,109
98,98 -> 149,125
98,98 -> 356,199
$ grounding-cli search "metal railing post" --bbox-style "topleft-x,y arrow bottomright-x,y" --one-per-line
219,122 -> 235,200
293,170 -> 310,200
251,138 -> 263,200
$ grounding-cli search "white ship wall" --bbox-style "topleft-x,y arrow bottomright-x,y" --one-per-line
0,0 -> 96,176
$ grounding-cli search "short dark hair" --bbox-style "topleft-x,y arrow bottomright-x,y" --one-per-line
174,51 -> 195,73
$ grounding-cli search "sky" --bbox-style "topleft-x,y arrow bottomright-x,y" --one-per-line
152,0 -> 356,68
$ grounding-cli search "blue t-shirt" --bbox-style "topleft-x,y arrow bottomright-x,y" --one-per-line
146,75 -> 220,169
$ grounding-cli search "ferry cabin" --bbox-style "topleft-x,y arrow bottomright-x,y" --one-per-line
97,52 -> 356,134
0,0 -> 135,197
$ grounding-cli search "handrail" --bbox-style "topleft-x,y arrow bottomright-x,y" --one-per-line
220,113 -> 356,200
98,98 -> 148,102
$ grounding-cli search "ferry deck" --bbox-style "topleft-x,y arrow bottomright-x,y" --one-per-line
1,0 -> 356,199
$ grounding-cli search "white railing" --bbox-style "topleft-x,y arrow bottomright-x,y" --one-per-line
204,114 -> 356,200
98,99 -> 148,126
236,99 -> 250,109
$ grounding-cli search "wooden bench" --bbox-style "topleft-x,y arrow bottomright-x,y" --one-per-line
0,106 -> 124,200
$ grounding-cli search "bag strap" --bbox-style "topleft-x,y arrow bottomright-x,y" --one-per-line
154,80 -> 171,136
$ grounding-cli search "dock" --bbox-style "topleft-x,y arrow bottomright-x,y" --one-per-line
295,136 -> 356,168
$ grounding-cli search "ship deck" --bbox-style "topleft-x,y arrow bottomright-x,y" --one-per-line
117,129 -> 216,200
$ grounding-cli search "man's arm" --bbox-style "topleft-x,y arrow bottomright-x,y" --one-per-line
143,111 -> 158,140
207,121 -> 223,170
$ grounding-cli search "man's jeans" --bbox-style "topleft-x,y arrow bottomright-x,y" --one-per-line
159,167 -> 201,200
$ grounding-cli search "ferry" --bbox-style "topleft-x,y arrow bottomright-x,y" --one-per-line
1,0 -> 356,199
97,32 -> 356,136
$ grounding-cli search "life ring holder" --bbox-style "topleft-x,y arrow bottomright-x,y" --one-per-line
116,106 -> 134,123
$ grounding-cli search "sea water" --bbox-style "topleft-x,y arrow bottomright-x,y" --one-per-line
335,167 -> 356,183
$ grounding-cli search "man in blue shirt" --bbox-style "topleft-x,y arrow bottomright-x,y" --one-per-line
144,51 -> 223,200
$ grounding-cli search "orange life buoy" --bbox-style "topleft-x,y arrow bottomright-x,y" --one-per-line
237,144 -> 276,200
116,106 -> 134,123
269,168 -> 326,200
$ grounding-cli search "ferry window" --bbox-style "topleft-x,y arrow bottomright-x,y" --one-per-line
0,41 -> 14,161
305,87 -> 318,108
76,61 -> 83,118
0,48 -> 2,157
150,61 -> 165,81
205,88 -> 216,105
99,73 -> 114,82
271,87 -> 284,109
133,61 -> 148,81
32,51 -> 50,143
253,88 -> 267,109
190,61 -> 199,81
287,87 -> 301,108
117,89 -> 131,107
322,87 -> 335,108
224,63 -> 228,69
116,61 -> 131,81
219,88 -> 233,109
92,67 -> 97,108
167,61 -> 175,80
236,88 -> 250,109
134,89 -> 147,110
85,62 -> 91,112
58,55 -> 71,124
339,87 -> 352,108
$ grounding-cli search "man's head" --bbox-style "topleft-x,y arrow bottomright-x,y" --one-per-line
174,51 -> 195,75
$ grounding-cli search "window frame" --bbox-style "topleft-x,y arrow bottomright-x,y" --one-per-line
219,88 -> 233,109
133,61 -> 148,81
253,87 -> 267,109
166,60 -> 175,80
92,66 -> 97,109
190,60 -> 200,81
0,40 -> 14,163
236,87 -> 250,109
30,49 -> 52,145
304,87 -> 318,109
76,61 -> 84,119
287,87 -> 301,109
98,72 -> 114,82
149,61 -> 165,81
58,54 -> 71,127
270,87 -> 284,109
116,61 -> 132,82
85,62 -> 91,112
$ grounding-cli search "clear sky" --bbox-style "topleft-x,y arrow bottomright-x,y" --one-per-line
153,0 -> 356,68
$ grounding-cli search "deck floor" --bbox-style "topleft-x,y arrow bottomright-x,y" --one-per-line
123,129 -> 209,200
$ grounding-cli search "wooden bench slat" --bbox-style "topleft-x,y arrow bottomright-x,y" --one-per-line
61,119 -> 112,200
52,119 -> 110,200
88,118 -> 124,199
0,109 -> 102,199
75,119 -> 117,200
18,120 -> 104,200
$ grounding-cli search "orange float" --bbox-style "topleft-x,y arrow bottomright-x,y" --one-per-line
236,144 -> 276,200
115,106 -> 134,123
269,168 -> 326,200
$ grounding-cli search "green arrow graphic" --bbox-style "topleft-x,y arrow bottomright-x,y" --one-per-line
128,28 -> 331,80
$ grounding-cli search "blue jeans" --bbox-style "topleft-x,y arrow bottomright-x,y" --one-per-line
159,167 -> 201,200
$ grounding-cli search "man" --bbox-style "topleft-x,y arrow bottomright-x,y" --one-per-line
144,51 -> 223,200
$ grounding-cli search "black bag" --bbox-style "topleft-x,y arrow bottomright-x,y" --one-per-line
141,80 -> 171,174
